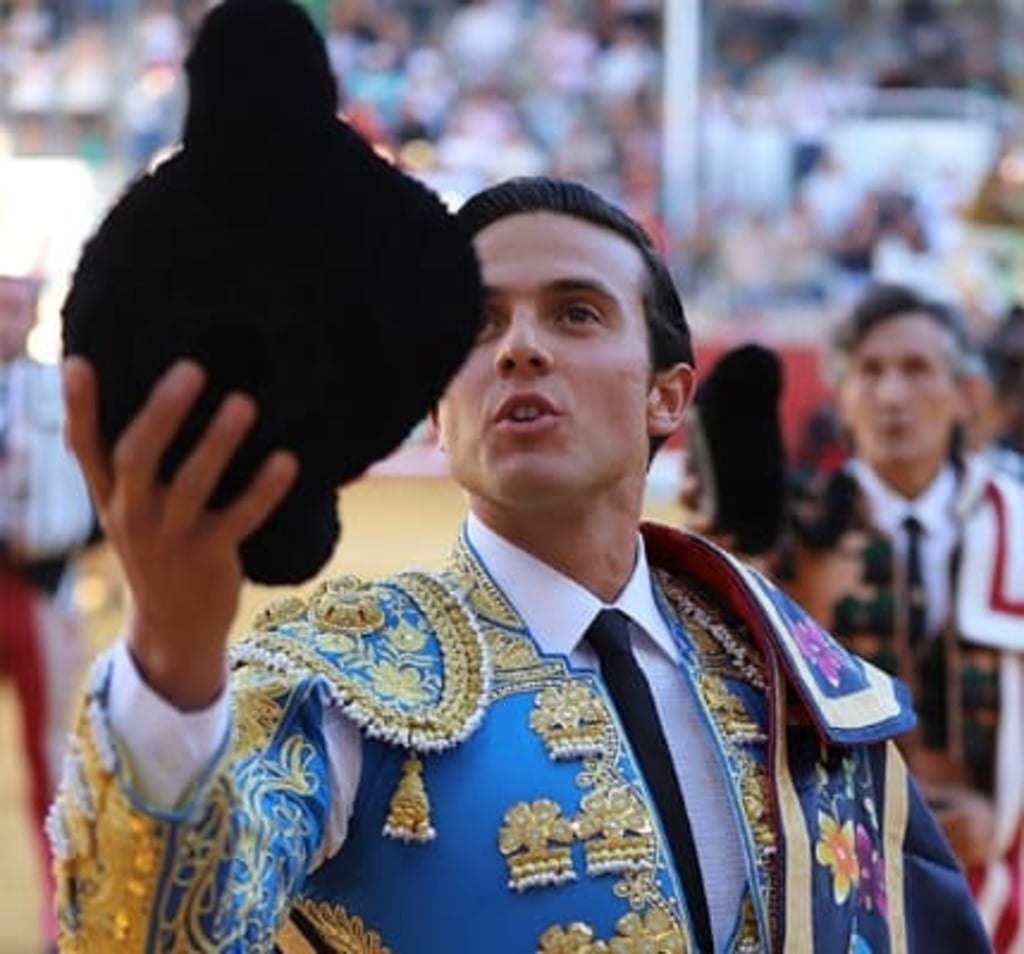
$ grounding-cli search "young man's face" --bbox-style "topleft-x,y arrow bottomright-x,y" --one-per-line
838,312 -> 968,492
0,279 -> 36,362
434,211 -> 691,522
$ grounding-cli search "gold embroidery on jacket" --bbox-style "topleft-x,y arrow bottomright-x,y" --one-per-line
530,682 -> 612,760
576,785 -> 656,876
383,752 -> 435,842
50,689 -> 173,952
612,908 -> 687,951
446,543 -> 522,629
252,595 -> 308,631
233,570 -> 490,753
310,576 -> 388,635
537,921 -> 607,953
157,734 -> 320,948
733,892 -> 763,952
287,898 -> 391,953
500,799 -> 578,890
538,908 -> 686,953
231,673 -> 289,755
656,571 -> 776,949
448,539 -> 777,950
446,541 -> 690,947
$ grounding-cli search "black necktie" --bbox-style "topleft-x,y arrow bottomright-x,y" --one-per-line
586,608 -> 714,954
903,515 -> 926,648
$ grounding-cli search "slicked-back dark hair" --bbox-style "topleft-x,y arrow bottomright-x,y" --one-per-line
455,177 -> 694,460
456,177 -> 694,372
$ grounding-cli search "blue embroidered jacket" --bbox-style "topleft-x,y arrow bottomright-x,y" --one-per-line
49,524 -> 989,952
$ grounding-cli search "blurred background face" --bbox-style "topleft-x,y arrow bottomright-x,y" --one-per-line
0,278 -> 36,362
838,312 -> 967,494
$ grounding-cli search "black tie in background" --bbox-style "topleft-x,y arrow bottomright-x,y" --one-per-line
586,608 -> 714,954
903,516 -> 927,648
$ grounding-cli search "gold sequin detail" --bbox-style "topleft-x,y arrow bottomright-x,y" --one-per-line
657,571 -> 776,947
51,695 -> 173,951
445,544 -> 522,628
538,909 -> 686,954
234,570 -> 490,753
576,785 -> 656,876
310,577 -> 387,636
446,538 -> 692,942
732,892 -> 763,952
252,595 -> 308,630
288,898 -> 391,953
500,799 -> 577,890
368,660 -> 431,705
488,628 -> 548,671
609,908 -> 686,952
383,753 -> 435,842
538,922 -> 609,953
530,682 -> 612,760
695,673 -> 763,742
231,674 -> 288,755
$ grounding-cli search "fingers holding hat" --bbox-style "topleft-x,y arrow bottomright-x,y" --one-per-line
214,449 -> 298,548
64,357 -> 208,536
63,356 -> 114,508
161,387 -> 257,535
63,356 -> 297,547
111,361 -> 207,514
152,382 -> 299,547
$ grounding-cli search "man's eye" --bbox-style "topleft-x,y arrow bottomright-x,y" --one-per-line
561,304 -> 600,324
476,312 -> 502,341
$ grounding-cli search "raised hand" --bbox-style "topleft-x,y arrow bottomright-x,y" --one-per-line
63,357 -> 298,710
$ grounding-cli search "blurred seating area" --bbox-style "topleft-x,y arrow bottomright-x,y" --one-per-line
2,0 -> 1024,333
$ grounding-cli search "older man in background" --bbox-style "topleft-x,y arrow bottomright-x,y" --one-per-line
783,283 -> 1024,952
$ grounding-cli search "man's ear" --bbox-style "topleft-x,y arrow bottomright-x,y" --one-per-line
428,406 -> 444,451
957,370 -> 982,419
648,362 -> 696,438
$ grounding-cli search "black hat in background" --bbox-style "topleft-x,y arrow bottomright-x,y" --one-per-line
683,343 -> 787,555
62,0 -> 483,584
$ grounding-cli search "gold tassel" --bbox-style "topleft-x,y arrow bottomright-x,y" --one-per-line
383,752 -> 436,842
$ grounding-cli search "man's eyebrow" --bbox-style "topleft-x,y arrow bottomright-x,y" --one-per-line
547,278 -> 617,299
483,278 -> 618,299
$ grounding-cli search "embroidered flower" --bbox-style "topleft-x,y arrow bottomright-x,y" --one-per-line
816,812 -> 860,904
371,661 -> 430,703
577,785 -> 652,841
793,619 -> 845,686
855,823 -> 887,916
609,909 -> 685,953
538,923 -> 609,953
499,800 -> 575,855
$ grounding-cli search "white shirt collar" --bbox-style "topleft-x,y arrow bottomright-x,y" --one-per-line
465,513 -> 678,662
847,459 -> 957,537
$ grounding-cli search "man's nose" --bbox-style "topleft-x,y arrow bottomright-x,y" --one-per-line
874,368 -> 910,403
495,313 -> 552,375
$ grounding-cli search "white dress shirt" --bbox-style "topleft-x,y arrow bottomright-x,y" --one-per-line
847,459 -> 959,638
110,513 -> 747,949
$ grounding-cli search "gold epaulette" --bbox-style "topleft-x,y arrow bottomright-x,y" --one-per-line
232,570 -> 492,755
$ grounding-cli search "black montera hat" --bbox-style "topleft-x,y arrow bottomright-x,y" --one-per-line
684,343 -> 786,555
62,0 -> 482,584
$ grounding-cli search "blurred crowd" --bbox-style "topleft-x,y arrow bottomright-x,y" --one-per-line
2,0 -> 1024,330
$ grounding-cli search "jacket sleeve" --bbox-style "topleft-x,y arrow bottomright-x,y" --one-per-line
48,650 -> 334,952
897,748 -> 993,952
